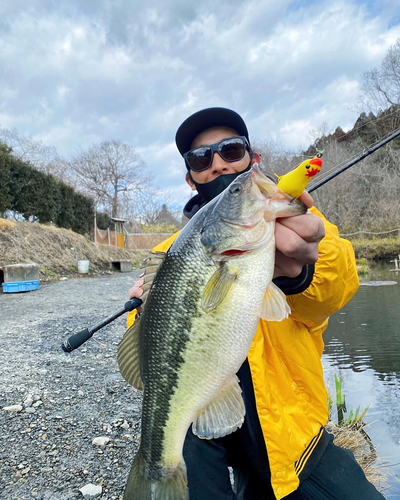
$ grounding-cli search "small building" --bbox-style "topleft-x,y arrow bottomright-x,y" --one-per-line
154,204 -> 180,228
111,217 -> 128,249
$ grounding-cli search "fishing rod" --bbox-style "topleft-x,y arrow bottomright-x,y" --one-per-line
61,297 -> 142,352
308,127 -> 400,193
61,127 -> 400,353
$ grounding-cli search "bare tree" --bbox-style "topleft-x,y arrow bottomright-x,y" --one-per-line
312,140 -> 400,234
0,127 -> 63,174
69,140 -> 150,218
251,138 -> 292,177
358,38 -> 400,113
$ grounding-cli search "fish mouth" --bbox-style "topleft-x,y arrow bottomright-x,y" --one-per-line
249,164 -> 279,198
219,249 -> 249,257
221,213 -> 264,230
215,217 -> 274,259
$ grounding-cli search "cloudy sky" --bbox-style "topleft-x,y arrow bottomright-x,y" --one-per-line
1,0 -> 400,207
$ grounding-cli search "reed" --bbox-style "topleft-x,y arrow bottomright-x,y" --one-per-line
326,376 -> 388,493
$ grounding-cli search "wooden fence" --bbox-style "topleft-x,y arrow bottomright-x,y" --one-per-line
340,228 -> 400,239
95,227 -> 174,250
95,227 -> 117,246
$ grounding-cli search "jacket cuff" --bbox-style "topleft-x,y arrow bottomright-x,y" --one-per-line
273,264 -> 315,296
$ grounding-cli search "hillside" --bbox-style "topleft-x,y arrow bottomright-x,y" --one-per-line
0,218 -> 148,281
303,104 -> 400,157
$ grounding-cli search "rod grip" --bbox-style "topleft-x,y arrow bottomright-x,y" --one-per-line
61,328 -> 93,353
61,298 -> 143,353
124,297 -> 143,312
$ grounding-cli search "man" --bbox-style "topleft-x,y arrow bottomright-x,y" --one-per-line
127,108 -> 384,499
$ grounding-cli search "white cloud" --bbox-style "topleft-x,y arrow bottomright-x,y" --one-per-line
0,0 -> 399,210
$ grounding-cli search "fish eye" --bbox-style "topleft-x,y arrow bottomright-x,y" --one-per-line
229,184 -> 242,194
305,164 -> 310,169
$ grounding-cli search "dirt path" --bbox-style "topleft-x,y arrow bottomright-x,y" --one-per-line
0,271 -> 143,500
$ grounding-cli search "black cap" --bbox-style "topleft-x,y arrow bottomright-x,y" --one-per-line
175,107 -> 249,156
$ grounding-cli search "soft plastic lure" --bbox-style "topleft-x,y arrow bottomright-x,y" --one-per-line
276,155 -> 323,198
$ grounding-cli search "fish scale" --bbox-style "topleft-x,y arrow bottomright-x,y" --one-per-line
139,250 -> 209,475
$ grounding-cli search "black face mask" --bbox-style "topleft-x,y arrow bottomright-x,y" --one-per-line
191,163 -> 252,203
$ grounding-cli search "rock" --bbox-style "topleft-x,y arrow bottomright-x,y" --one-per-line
3,405 -> 23,412
92,436 -> 110,447
24,396 -> 33,407
33,400 -> 43,408
121,420 -> 130,430
21,465 -> 31,475
79,483 -> 102,498
104,373 -> 121,394
25,407 -> 36,414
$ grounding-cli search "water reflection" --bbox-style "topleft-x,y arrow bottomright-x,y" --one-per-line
322,261 -> 400,498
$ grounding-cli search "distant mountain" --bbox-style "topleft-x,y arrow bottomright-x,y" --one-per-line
303,104 -> 400,158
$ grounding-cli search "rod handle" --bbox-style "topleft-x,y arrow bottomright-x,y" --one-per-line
61,328 -> 93,352
61,298 -> 143,353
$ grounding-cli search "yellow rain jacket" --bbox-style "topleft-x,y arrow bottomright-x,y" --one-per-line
127,207 -> 359,499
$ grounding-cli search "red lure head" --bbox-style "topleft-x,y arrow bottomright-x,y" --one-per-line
305,157 -> 322,178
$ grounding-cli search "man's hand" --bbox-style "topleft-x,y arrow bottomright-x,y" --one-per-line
273,191 -> 325,279
128,273 -> 144,313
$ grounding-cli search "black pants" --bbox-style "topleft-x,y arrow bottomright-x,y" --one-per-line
183,361 -> 385,500
183,428 -> 385,500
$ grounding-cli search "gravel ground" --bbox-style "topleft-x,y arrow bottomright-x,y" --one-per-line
0,270 -> 143,500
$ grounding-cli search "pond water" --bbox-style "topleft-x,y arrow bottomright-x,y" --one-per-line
322,260 -> 400,498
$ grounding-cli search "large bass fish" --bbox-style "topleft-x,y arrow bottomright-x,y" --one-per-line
117,164 -> 306,499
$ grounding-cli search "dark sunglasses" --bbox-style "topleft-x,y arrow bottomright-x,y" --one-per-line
184,136 -> 250,172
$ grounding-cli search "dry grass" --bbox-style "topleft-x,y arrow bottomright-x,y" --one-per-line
326,421 -> 389,494
0,218 -> 16,230
0,218 -> 148,280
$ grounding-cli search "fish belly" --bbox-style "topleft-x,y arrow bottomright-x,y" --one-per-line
158,241 -> 275,467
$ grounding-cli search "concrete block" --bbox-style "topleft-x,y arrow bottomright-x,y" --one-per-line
1,264 -> 39,283
110,260 -> 132,272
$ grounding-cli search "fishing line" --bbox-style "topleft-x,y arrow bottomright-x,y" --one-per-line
308,126 -> 400,193
332,105 -> 400,143
309,125 -> 400,186
292,105 -> 400,164
303,107 -> 400,191
281,106 -> 400,192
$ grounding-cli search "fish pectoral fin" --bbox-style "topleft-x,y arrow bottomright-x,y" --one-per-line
117,320 -> 144,391
192,376 -> 245,439
201,264 -> 239,312
261,282 -> 291,321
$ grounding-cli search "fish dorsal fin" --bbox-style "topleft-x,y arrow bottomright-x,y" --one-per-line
192,375 -> 245,439
140,251 -> 166,306
201,263 -> 239,312
117,319 -> 144,391
261,282 -> 291,321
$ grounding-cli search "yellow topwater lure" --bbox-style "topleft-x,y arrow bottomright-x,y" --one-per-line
275,154 -> 323,198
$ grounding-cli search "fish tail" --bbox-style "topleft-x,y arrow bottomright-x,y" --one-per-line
123,451 -> 188,500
